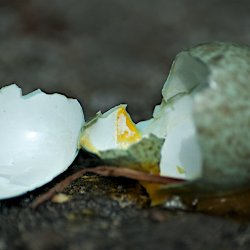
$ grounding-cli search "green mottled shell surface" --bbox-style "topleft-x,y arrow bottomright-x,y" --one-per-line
192,43 -> 250,186
163,42 -> 250,189
99,135 -> 164,173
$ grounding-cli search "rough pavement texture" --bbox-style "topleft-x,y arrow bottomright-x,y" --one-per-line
1,0 -> 250,249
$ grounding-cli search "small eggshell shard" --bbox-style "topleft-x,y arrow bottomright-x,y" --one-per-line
80,105 -> 142,154
0,84 -> 84,199
79,105 -> 164,173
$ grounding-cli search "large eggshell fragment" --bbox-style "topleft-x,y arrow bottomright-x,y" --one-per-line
160,42 -> 250,189
138,42 -> 250,187
0,84 -> 84,199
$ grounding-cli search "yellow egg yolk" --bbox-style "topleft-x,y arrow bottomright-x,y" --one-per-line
80,106 -> 142,154
116,107 -> 142,148
80,133 -> 98,154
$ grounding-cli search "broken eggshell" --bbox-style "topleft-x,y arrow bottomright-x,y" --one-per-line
189,42 -> 250,188
81,41 -> 250,182
137,50 -> 207,180
149,42 -> 250,205
79,105 -> 164,173
137,94 -> 202,180
80,104 -> 142,154
0,84 -> 84,199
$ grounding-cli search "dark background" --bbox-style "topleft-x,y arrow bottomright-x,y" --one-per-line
1,0 -> 250,121
1,1 -> 250,249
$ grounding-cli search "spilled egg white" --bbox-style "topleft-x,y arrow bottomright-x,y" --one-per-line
0,84 -> 84,199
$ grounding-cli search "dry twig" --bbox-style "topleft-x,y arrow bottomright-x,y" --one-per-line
31,166 -> 183,209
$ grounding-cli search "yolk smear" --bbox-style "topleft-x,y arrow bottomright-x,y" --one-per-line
116,107 -> 142,148
80,133 -> 98,154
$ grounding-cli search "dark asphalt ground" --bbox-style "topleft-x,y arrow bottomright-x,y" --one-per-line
1,1 -> 250,249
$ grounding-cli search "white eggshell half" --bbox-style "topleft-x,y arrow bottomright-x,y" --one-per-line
0,84 -> 84,199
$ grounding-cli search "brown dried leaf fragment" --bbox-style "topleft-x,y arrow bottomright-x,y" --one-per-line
31,166 -> 182,209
